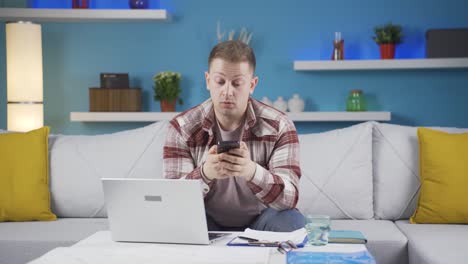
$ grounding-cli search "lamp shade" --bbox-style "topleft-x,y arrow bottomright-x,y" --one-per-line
6,22 -> 43,132
7,104 -> 43,132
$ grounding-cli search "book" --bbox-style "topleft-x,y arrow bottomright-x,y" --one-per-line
329,230 -> 367,244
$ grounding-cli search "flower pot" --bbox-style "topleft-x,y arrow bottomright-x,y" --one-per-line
160,99 -> 176,112
380,44 -> 395,59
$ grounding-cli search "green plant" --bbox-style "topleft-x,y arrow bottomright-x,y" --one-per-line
372,23 -> 403,44
152,71 -> 183,104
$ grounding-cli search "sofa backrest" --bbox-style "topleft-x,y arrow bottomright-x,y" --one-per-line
297,121 -> 374,220
48,121 -> 168,218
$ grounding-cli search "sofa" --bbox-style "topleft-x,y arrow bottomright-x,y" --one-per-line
1,121 -> 467,264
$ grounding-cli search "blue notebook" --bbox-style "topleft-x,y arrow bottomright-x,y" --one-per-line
329,230 -> 367,244
287,251 -> 376,264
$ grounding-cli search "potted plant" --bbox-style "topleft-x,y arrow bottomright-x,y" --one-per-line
152,71 -> 183,112
372,23 -> 403,59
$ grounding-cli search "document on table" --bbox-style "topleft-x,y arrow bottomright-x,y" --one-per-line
228,228 -> 307,246
27,244 -> 270,264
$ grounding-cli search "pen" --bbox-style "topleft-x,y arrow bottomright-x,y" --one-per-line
238,236 -> 259,242
247,241 -> 280,247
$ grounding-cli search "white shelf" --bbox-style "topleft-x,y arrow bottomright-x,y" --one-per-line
0,8 -> 170,22
70,111 -> 391,122
294,58 -> 468,71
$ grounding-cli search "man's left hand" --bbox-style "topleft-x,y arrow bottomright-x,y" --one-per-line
218,141 -> 256,181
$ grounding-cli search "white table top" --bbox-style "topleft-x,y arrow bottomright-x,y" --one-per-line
30,231 -> 369,264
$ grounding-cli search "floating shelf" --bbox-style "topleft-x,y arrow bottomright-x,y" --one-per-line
0,8 -> 170,22
294,58 -> 468,71
70,111 -> 391,122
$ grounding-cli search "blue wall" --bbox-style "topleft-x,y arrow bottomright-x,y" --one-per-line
1,0 -> 468,134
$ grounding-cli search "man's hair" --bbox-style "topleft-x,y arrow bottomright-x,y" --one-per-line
208,40 -> 256,73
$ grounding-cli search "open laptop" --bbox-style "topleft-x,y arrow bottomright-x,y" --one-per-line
101,178 -> 229,245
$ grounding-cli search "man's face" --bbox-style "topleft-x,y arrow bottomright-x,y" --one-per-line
205,58 -> 258,121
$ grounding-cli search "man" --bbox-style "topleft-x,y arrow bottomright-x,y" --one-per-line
163,40 -> 304,232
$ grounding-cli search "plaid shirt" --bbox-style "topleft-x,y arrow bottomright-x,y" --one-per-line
163,98 -> 301,210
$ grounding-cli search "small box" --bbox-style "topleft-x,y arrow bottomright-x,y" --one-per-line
89,88 -> 141,112
426,28 -> 468,58
100,73 -> 130,89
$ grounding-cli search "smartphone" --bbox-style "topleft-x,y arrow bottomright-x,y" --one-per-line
217,140 -> 240,154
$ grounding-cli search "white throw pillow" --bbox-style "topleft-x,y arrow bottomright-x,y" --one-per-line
373,122 -> 468,220
297,121 -> 374,219
49,121 -> 169,218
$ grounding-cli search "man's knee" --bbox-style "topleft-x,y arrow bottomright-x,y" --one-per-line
251,208 -> 305,232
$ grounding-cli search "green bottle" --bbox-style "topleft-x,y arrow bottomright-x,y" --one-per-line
346,90 -> 367,111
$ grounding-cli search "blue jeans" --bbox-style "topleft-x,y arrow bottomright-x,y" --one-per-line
207,208 -> 305,232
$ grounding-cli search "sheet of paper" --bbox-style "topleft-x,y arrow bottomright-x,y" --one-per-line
231,228 -> 307,245
28,245 -> 270,264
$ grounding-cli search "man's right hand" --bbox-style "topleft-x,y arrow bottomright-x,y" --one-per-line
202,145 -> 230,181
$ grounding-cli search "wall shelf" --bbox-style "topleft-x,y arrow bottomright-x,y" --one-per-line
0,8 -> 170,22
294,58 -> 468,71
70,111 -> 391,122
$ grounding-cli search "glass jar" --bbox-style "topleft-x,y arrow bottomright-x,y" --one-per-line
346,89 -> 367,111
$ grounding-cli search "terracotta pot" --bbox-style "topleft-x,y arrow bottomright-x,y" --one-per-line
160,99 -> 176,112
380,44 -> 395,59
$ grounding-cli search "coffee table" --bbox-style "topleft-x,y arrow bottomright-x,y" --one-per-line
29,231 -> 373,264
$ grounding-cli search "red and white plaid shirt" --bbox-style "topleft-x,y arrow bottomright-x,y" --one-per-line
163,98 -> 301,210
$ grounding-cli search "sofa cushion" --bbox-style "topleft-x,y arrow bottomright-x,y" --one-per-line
411,128 -> 468,224
332,220 -> 408,264
0,127 -> 56,222
396,220 -> 468,264
0,218 -> 108,264
372,123 -> 468,220
297,122 -> 373,220
49,121 -> 168,218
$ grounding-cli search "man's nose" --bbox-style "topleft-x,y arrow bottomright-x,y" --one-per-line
222,83 -> 233,97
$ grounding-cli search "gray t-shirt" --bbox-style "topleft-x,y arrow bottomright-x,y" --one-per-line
204,121 -> 266,227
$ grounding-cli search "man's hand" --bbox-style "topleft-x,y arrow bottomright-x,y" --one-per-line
202,142 -> 257,181
218,141 -> 256,181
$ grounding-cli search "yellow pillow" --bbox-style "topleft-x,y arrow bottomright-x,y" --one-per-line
0,127 -> 56,221
410,128 -> 468,224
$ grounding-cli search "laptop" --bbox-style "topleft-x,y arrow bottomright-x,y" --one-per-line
101,178 -> 229,245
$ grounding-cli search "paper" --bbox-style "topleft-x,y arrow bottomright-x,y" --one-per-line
28,245 -> 270,264
229,228 -> 307,245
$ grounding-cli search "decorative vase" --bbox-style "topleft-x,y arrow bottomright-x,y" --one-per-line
273,96 -> 288,112
160,99 -> 176,112
288,94 -> 305,113
129,0 -> 149,9
261,96 -> 273,106
380,44 -> 395,59
72,0 -> 88,9
346,90 -> 367,111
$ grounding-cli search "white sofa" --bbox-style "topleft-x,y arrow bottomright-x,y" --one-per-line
1,121 -> 467,264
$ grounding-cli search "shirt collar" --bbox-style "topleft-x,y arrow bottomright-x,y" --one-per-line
201,97 -> 257,133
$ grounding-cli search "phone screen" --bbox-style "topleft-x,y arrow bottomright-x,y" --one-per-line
217,141 -> 240,153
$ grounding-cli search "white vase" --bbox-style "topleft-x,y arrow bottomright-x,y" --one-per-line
288,94 -> 305,113
261,96 -> 273,106
273,96 -> 288,112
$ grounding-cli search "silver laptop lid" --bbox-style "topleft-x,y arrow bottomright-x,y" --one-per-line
102,178 -> 210,245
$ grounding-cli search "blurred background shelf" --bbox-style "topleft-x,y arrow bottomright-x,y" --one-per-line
0,8 -> 170,22
294,58 -> 468,71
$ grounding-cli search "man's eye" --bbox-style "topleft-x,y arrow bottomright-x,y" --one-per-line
233,81 -> 243,87
216,80 -> 225,85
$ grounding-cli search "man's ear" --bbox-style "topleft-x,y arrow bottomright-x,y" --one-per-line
205,71 -> 210,90
249,76 -> 259,95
